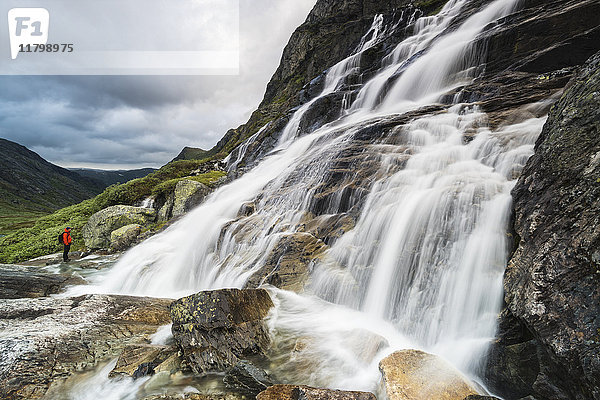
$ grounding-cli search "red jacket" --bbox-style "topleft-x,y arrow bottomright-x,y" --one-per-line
62,230 -> 72,245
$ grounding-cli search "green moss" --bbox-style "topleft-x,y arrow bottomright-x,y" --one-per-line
151,171 -> 227,198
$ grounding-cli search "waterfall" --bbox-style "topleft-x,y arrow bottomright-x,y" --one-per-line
67,0 -> 550,396
140,197 -> 155,209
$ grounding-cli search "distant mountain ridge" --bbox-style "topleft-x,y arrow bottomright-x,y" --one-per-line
0,138 -> 104,213
69,168 -> 156,187
0,139 -> 156,216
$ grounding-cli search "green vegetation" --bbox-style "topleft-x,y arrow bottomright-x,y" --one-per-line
151,171 -> 227,198
172,147 -> 208,161
0,158 -> 224,263
0,204 -> 48,235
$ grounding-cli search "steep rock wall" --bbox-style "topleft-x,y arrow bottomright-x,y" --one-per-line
492,51 -> 600,400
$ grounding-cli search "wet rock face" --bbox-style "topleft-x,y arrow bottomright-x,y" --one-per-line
379,350 -> 479,400
484,309 -> 543,399
223,360 -> 274,397
169,289 -> 274,373
482,0 -> 600,76
0,294 -> 172,399
82,205 -> 156,249
257,384 -> 376,400
0,264 -> 85,299
245,232 -> 327,292
109,344 -> 178,378
502,51 -> 600,400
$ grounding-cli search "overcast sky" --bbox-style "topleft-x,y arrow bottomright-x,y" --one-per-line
0,0 -> 317,169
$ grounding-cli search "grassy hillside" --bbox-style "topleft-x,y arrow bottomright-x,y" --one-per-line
0,138 -> 109,235
0,159 -> 225,263
0,139 -> 105,214
172,147 -> 209,162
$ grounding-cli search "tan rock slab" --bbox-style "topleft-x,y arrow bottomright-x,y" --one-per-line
379,350 -> 479,400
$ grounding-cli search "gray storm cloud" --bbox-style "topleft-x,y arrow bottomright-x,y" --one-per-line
0,0 -> 317,169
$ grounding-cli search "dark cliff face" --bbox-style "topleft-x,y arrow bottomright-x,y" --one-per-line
491,52 -> 600,400
208,0 -> 416,158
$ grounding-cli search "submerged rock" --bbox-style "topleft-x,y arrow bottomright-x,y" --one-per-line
0,264 -> 85,299
257,384 -> 376,400
223,360 -> 274,396
108,343 -> 177,378
0,294 -> 172,399
169,288 -> 274,373
82,205 -> 156,249
379,350 -> 478,400
143,394 -> 243,400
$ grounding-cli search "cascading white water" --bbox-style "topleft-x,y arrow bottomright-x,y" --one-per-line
140,197 -> 155,209
67,0 -> 552,397
224,126 -> 265,171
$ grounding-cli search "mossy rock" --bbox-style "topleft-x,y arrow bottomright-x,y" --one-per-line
82,205 -> 156,250
109,223 -> 142,251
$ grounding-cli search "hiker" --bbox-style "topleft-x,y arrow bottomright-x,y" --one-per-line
61,227 -> 72,262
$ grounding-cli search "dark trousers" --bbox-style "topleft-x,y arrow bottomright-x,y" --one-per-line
63,244 -> 71,262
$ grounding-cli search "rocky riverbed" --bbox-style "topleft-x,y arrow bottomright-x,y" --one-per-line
0,266 -> 498,400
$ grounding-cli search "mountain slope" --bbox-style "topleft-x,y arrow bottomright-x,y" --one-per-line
171,146 -> 209,162
69,168 -> 157,187
0,138 -> 104,214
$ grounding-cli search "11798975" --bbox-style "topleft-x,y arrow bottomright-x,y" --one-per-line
19,43 -> 74,53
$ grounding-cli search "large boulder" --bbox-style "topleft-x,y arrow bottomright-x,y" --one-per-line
499,51 -> 600,400
172,180 -> 211,217
158,179 -> 211,221
257,385 -> 376,400
379,350 -> 479,400
0,294 -> 172,399
169,288 -> 274,373
0,264 -> 85,299
109,223 -> 142,251
82,205 -> 156,249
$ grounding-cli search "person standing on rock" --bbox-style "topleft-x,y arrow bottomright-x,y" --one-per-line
61,227 -> 73,262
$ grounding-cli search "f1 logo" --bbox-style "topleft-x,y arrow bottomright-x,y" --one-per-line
8,8 -> 49,60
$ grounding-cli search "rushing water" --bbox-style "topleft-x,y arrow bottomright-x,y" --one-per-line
65,0 -> 553,397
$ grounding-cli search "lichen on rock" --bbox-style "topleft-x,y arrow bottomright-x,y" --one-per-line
82,205 -> 156,249
169,288 -> 274,373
